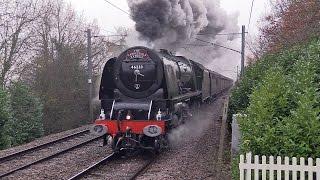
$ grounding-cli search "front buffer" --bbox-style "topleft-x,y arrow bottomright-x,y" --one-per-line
91,119 -> 168,154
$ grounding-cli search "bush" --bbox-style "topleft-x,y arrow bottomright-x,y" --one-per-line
239,66 -> 292,155
9,82 -> 44,145
0,88 -> 13,149
277,60 -> 320,158
228,54 -> 277,120
237,40 -> 320,158
228,39 -> 320,121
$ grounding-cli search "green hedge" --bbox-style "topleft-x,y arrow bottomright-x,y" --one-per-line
230,39 -> 320,179
230,39 -> 320,157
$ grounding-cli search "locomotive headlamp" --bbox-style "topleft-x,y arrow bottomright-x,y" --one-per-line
156,109 -> 162,120
126,110 -> 133,120
143,125 -> 162,137
91,125 -> 108,136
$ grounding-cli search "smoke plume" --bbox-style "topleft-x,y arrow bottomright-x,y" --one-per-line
127,0 -> 238,48
127,0 -> 240,79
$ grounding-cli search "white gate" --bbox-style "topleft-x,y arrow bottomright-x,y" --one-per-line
239,152 -> 320,180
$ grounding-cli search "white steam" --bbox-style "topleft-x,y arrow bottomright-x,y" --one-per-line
168,105 -> 214,144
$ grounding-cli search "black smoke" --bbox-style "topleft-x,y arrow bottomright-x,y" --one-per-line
127,0 -> 240,79
127,0 -> 238,49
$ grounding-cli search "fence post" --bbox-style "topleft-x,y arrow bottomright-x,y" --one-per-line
269,156 -> 274,180
300,157 -> 305,180
254,155 -> 259,180
277,156 -> 282,180
246,153 -> 252,180
285,157 -> 289,180
316,158 -> 320,179
308,158 -> 313,179
292,157 -> 297,180
240,154 -> 244,180
262,156 -> 266,180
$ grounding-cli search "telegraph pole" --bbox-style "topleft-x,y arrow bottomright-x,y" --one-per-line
86,29 -> 93,121
241,25 -> 245,77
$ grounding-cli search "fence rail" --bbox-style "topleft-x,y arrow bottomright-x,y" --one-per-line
239,152 -> 320,180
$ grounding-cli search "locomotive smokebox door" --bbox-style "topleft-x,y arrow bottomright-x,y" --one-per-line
113,47 -> 164,99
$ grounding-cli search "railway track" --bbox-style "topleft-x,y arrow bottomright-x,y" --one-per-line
0,129 -> 89,163
0,130 -> 103,178
68,152 -> 156,180
68,153 -> 117,180
128,156 -> 156,180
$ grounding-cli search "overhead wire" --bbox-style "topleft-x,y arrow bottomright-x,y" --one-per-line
102,0 -> 132,17
194,38 -> 241,54
197,32 -> 244,36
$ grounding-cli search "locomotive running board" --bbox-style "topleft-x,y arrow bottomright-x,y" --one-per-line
170,91 -> 201,101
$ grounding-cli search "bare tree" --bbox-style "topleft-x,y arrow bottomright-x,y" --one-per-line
90,26 -> 128,74
0,0 -> 41,87
0,0 -> 129,133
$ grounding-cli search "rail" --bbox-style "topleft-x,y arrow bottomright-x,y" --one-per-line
128,155 -> 156,180
0,135 -> 103,178
0,129 -> 89,163
68,153 -> 116,180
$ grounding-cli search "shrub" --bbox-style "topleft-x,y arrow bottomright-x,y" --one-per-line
239,56 -> 320,158
228,54 -> 278,120
229,39 -> 320,121
0,88 -> 13,149
9,82 -> 44,145
239,66 -> 291,155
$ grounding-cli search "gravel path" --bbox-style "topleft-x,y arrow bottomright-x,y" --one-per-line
137,96 -> 231,180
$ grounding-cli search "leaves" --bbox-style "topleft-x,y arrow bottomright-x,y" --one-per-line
9,82 -> 44,146
0,88 -> 12,149
231,39 -> 320,158
259,0 -> 320,54
0,82 -> 44,149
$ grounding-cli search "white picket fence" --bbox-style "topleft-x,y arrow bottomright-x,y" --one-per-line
239,152 -> 320,180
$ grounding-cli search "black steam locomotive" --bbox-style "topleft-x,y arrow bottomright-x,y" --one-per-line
92,46 -> 233,153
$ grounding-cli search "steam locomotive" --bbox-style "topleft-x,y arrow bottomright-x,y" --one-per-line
91,46 -> 233,154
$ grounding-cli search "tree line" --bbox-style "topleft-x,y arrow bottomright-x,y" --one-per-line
0,0 -> 127,149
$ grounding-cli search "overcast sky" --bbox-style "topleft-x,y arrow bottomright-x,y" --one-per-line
66,0 -> 271,36
66,0 -> 271,79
